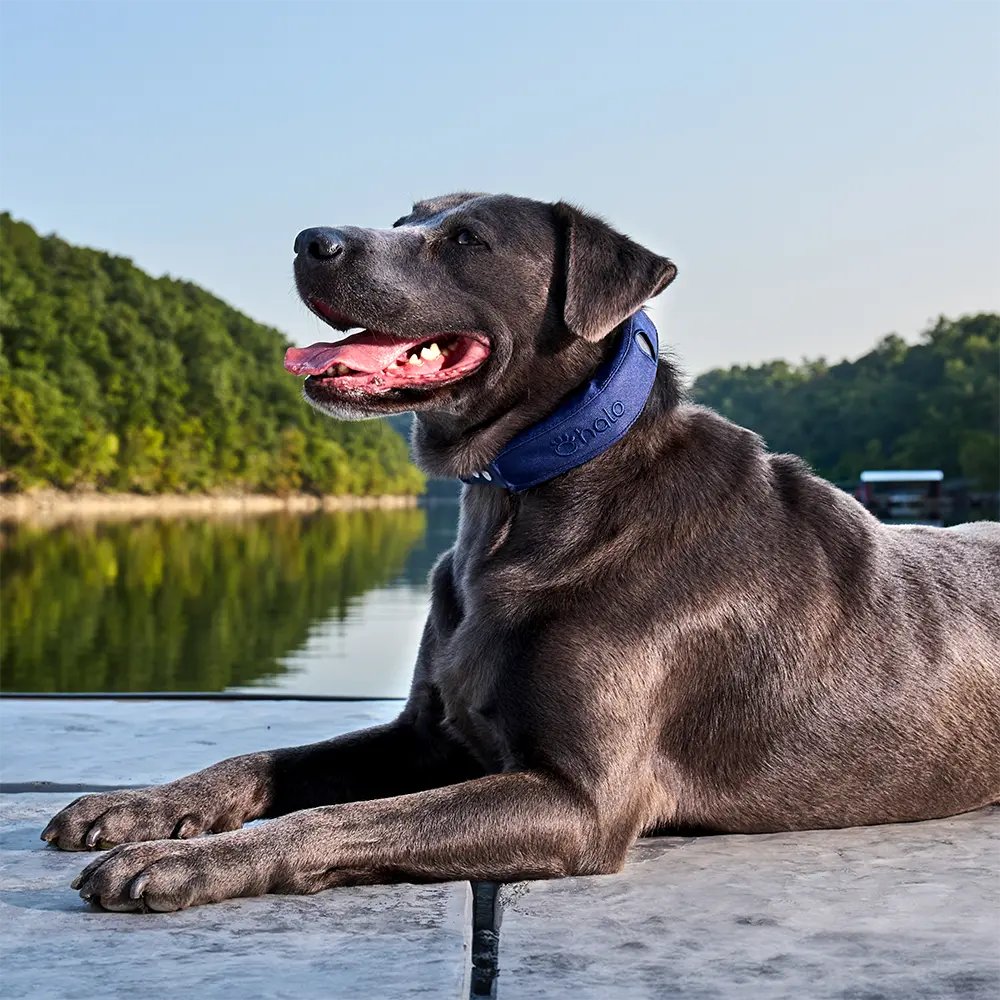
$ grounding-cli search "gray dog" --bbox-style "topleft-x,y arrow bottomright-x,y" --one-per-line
44,193 -> 1000,912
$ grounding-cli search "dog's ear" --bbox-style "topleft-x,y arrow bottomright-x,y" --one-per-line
554,202 -> 677,342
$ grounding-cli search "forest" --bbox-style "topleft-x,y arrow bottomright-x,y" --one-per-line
0,214 -> 424,496
691,313 -> 999,488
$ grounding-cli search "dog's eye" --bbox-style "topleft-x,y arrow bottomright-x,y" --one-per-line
454,230 -> 483,246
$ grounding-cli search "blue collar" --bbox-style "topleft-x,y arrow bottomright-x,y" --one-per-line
461,311 -> 659,493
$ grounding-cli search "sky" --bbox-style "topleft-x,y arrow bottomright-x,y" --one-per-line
1,1 -> 998,376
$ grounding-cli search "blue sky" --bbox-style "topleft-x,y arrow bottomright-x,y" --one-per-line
2,1 -> 997,375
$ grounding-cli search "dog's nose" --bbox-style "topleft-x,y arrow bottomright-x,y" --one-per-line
294,227 -> 345,260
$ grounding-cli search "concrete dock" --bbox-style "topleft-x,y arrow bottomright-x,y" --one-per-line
2,699 -> 997,999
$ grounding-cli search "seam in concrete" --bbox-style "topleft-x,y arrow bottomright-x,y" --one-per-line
0,693 -> 406,702
0,782 -> 149,793
470,881 -> 502,998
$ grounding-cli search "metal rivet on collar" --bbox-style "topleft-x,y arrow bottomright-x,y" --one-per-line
635,330 -> 655,358
481,471 -> 493,482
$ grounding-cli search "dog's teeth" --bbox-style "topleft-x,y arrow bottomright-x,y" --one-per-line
421,343 -> 441,361
408,354 -> 422,365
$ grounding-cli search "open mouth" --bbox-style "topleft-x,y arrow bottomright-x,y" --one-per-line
284,310 -> 491,393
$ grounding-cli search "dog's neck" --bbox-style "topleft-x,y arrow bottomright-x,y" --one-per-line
411,312 -> 680,489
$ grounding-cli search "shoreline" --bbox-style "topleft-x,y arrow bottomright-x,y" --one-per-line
0,490 -> 420,525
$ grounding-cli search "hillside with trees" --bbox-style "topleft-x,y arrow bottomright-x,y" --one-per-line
0,214 -> 424,496
692,313 -> 999,489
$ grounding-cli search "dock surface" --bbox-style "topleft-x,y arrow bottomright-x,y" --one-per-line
2,699 -> 997,999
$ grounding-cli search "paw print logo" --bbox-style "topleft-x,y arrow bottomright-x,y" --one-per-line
551,432 -> 579,457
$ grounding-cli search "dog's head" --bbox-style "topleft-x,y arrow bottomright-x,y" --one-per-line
287,193 -> 677,475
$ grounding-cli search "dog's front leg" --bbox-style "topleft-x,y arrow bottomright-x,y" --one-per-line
72,770 -> 626,911
42,717 -> 481,852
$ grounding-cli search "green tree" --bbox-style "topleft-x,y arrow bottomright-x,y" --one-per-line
0,214 -> 425,496
692,314 -> 999,489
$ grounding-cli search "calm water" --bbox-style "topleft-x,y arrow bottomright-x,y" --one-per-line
0,504 -> 460,697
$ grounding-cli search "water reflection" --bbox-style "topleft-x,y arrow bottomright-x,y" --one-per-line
0,508 -> 454,696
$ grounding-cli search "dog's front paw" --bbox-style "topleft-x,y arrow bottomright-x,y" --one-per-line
41,783 -> 248,852
71,833 -> 264,912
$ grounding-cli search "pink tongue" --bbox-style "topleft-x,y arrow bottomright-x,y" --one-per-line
284,331 -> 423,376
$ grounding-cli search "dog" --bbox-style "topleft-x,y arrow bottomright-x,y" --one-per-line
44,193 -> 1000,912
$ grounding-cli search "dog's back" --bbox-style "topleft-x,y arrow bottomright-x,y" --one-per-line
660,407 -> 1000,832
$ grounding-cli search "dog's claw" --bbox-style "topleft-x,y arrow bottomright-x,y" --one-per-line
40,826 -> 56,843
175,815 -> 200,839
129,874 -> 150,900
84,826 -> 103,850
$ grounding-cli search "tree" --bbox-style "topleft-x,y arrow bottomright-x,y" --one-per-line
691,314 -> 999,489
0,214 -> 425,496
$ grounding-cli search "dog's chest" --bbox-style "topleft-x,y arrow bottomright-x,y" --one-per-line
430,501 -> 528,770
433,625 -> 516,770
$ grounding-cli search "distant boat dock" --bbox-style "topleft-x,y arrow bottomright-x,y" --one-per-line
856,469 -> 944,522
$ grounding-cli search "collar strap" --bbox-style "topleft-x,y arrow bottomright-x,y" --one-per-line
461,310 -> 659,493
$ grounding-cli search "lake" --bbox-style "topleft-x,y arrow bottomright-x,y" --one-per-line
0,504 -> 460,698
0,504 -> 989,698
